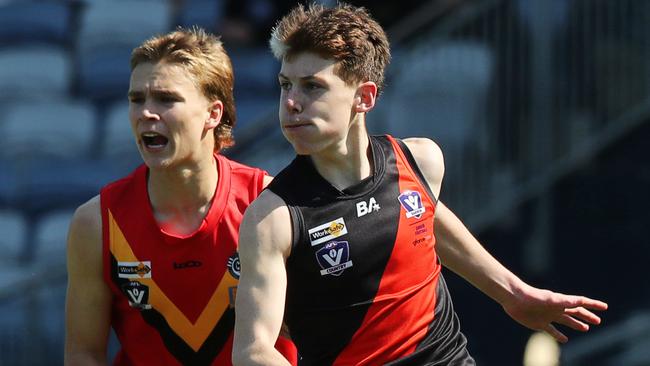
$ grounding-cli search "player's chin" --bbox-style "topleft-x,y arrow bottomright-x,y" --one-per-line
288,140 -> 320,156
139,149 -> 175,169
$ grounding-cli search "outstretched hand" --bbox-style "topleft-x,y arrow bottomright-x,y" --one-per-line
502,284 -> 608,343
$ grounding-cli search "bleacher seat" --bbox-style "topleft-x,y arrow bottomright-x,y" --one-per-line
0,99 -> 96,161
0,99 -> 104,213
0,0 -> 74,48
0,209 -> 32,298
76,43 -> 134,101
0,46 -> 71,101
13,209 -> 70,356
0,159 -> 17,208
103,101 -> 142,173
0,210 -> 26,266
78,0 -> 171,50
33,209 -> 75,265
76,0 -> 172,101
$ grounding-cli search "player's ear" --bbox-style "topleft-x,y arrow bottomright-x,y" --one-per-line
206,100 -> 223,129
354,81 -> 377,113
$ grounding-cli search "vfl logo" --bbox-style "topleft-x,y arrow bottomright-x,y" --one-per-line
117,261 -> 152,279
356,197 -> 380,217
315,241 -> 353,276
121,282 -> 152,310
398,190 -> 426,219
308,218 -> 348,246
227,253 -> 241,279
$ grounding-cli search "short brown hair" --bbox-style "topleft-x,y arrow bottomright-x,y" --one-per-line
270,3 -> 391,93
131,27 -> 235,152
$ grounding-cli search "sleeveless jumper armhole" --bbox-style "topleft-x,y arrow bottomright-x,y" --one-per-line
286,204 -> 304,251
393,138 -> 439,205
254,169 -> 266,196
99,191 -> 114,292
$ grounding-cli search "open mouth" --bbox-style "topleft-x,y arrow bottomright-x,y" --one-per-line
141,132 -> 169,149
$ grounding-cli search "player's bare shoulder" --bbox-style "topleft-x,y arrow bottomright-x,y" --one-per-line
240,189 -> 293,257
67,195 -> 103,269
402,137 -> 445,198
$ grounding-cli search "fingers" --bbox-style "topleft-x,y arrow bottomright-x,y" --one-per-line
558,314 -> 589,332
543,324 -> 568,344
554,294 -> 608,312
576,296 -> 608,311
565,306 -> 602,325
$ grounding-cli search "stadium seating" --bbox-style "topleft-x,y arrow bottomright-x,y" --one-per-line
0,0 -> 74,47
76,0 -> 172,101
0,99 -> 96,161
176,0 -> 224,32
33,209 -> 75,265
385,40 -> 494,152
0,99 -> 103,214
103,101 -> 142,174
0,209 -> 32,304
0,45 -> 72,101
0,209 -> 27,266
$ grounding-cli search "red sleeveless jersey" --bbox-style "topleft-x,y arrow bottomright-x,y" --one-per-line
100,154 -> 297,365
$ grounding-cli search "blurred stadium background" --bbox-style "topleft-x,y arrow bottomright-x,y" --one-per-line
0,0 -> 649,365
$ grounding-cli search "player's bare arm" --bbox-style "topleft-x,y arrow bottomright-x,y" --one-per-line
64,196 -> 112,366
232,190 -> 293,366
405,138 -> 608,343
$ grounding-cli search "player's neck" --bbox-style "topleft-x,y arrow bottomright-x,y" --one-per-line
310,120 -> 373,191
147,154 -> 218,233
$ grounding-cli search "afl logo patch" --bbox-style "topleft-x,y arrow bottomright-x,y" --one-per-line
121,281 -> 152,310
227,253 -> 241,279
316,241 -> 353,276
398,190 -> 426,219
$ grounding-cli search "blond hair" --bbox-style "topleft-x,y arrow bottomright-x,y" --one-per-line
131,27 -> 235,151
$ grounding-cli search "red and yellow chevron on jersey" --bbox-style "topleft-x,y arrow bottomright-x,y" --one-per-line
100,154 -> 296,366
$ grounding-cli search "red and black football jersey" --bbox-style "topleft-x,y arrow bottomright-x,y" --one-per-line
268,135 -> 474,365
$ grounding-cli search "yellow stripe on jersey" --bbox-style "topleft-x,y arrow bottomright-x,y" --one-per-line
108,210 -> 237,351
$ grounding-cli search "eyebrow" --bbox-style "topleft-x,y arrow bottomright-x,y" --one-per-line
127,90 -> 143,99
278,73 -> 323,83
127,89 -> 184,100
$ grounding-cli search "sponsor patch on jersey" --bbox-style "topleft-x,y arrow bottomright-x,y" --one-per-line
173,260 -> 202,269
308,217 -> 348,246
121,281 -> 152,310
411,222 -> 432,246
356,197 -> 381,217
172,260 -> 203,269
227,253 -> 240,279
117,261 -> 152,279
398,190 -> 426,219
315,241 -> 353,276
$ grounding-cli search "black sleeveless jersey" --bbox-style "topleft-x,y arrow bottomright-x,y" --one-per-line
267,135 -> 475,365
